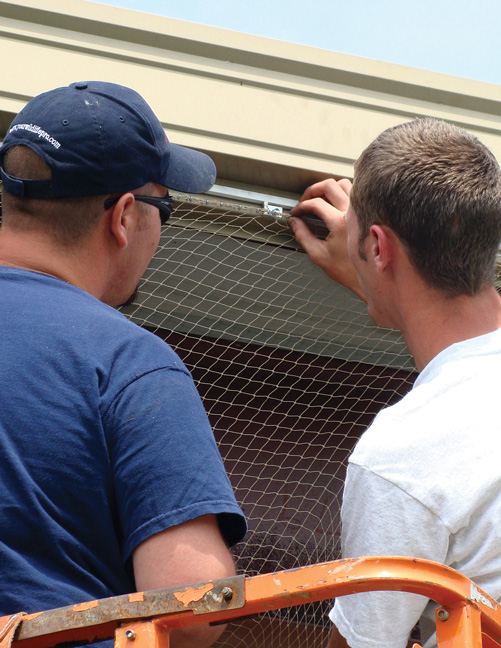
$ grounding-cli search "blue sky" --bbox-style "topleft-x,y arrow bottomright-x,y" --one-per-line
93,0 -> 501,85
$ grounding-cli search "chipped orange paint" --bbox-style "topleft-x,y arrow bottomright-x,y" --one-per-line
23,611 -> 42,621
128,592 -> 145,603
173,583 -> 212,606
72,600 -> 99,612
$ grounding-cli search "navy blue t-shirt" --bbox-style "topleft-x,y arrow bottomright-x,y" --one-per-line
0,268 -> 246,616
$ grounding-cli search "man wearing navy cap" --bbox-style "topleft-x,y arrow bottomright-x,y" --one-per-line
0,81 -> 246,648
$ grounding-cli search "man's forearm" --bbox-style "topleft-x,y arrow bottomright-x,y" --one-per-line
170,623 -> 228,648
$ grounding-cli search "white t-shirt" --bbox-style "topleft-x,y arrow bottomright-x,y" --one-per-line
330,328 -> 501,648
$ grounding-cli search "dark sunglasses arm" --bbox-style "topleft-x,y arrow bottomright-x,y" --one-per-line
103,195 -> 173,225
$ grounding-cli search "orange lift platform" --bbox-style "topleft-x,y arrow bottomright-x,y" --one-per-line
2,557 -> 500,648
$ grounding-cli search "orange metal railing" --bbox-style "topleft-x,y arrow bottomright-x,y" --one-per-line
3,557 -> 501,648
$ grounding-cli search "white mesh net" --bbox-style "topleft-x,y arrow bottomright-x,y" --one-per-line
120,191 -> 419,647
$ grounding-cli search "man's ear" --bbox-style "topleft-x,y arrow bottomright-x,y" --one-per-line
108,193 -> 136,249
368,224 -> 393,273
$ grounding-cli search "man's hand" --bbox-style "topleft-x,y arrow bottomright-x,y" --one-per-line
289,179 -> 366,302
133,514 -> 236,648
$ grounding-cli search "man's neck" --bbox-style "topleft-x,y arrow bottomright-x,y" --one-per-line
401,285 -> 501,372
0,228 -> 107,300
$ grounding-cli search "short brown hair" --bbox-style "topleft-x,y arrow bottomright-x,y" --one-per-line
350,118 -> 501,296
1,146 -> 103,247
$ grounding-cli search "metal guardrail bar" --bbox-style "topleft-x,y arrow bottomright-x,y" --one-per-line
11,557 -> 501,648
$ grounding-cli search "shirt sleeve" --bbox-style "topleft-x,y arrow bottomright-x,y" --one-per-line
104,365 -> 246,560
329,463 -> 449,648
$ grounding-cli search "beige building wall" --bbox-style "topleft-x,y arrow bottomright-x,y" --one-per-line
0,0 -> 500,198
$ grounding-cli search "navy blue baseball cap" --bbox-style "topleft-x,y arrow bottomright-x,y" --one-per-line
0,81 -> 216,198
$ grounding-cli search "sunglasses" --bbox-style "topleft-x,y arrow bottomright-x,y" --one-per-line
104,194 -> 174,225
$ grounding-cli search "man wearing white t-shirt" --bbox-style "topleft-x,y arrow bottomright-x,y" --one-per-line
289,118 -> 501,648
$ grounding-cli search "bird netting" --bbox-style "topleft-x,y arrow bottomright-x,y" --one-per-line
120,191 -> 419,648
